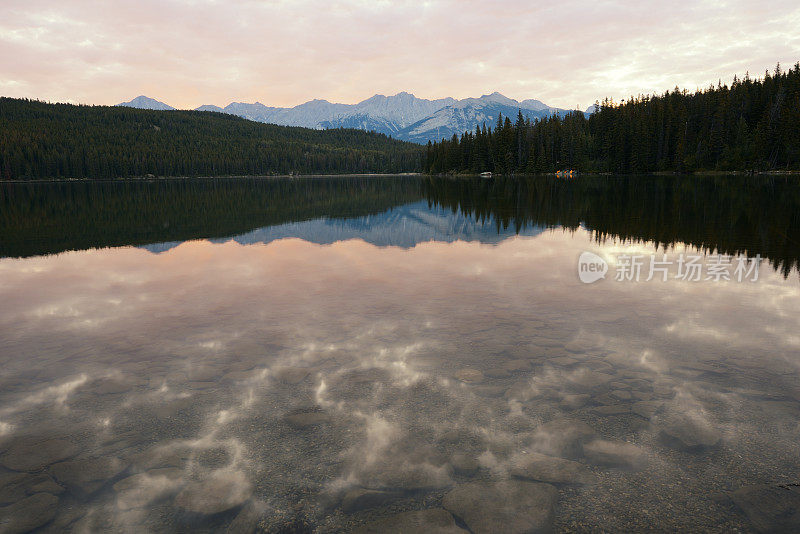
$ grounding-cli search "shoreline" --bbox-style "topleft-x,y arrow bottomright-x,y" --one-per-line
432,170 -> 800,177
3,170 -> 800,184
0,172 -> 424,184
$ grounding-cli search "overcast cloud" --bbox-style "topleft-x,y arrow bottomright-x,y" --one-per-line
1,0 -> 799,109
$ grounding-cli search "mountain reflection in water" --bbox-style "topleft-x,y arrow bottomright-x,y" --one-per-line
0,175 -> 798,533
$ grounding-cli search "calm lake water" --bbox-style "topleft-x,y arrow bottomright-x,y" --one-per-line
1,175 -> 799,533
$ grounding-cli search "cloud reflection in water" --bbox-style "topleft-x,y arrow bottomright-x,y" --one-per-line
0,223 -> 798,532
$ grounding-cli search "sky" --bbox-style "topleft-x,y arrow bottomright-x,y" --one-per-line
1,0 -> 799,110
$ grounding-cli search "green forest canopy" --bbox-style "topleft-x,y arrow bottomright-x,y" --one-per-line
3,62 -> 799,179
0,98 -> 423,180
426,63 -> 800,174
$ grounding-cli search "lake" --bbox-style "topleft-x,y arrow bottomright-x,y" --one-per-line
1,175 -> 799,533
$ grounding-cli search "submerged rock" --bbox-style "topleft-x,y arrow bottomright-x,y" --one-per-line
548,356 -> 579,367
503,359 -> 533,373
582,439 -> 647,471
565,369 -> 614,390
359,461 -> 452,492
174,470 -> 251,515
510,452 -> 596,485
532,418 -> 597,459
197,447 -> 233,469
729,483 -> 800,533
504,380 -> 537,402
113,468 -> 182,492
559,394 -> 590,409
46,503 -> 86,532
188,366 -> 219,382
437,428 -> 484,450
655,414 -> 721,451
354,508 -> 464,534
582,360 -> 615,373
129,446 -> 192,471
274,366 -> 311,385
472,385 -> 508,398
653,384 -> 676,398
610,389 -> 632,401
449,453 -> 480,476
503,414 -> 537,433
0,472 -> 29,505
485,368 -> 511,379
282,407 -> 330,429
564,339 -> 599,354
0,472 -> 63,512
151,396 -> 196,419
341,488 -> 402,513
91,376 -> 135,395
442,479 -> 557,534
225,501 -> 263,534
27,475 -> 65,495
48,456 -> 128,496
113,468 -> 183,510
0,492 -> 59,533
591,404 -> 631,416
631,400 -> 664,419
455,368 -> 484,384
0,437 -> 79,472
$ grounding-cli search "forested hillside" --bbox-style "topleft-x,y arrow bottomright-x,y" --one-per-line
426,63 -> 800,174
0,98 -> 423,180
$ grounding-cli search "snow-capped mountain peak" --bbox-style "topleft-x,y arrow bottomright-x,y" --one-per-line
116,96 -> 175,111
195,104 -> 224,112
119,91 -> 586,144
480,91 -> 519,107
394,93 -> 576,143
519,98 -> 549,112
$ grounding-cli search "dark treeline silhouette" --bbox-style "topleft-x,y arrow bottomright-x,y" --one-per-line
0,176 -> 423,257
423,175 -> 800,277
0,98 -> 423,180
3,175 -> 799,276
426,63 -> 800,173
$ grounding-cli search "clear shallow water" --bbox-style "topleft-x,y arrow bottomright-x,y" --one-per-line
0,176 -> 799,533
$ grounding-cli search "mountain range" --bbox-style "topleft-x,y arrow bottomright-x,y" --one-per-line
117,92 -> 588,144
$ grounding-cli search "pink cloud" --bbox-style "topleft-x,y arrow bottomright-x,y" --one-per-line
1,0 -> 798,110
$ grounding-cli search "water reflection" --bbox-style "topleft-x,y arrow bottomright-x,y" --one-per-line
3,175 -> 800,276
142,199 -> 545,253
0,176 -> 799,533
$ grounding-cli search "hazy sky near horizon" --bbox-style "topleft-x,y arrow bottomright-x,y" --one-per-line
2,0 -> 799,110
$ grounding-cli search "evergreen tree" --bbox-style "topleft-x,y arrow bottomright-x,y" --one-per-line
424,64 -> 800,174
0,98 -> 423,180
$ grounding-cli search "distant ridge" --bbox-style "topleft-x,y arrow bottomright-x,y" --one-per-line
117,92 -> 586,144
195,104 -> 224,113
116,95 -> 175,111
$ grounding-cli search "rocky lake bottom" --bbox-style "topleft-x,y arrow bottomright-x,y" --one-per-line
1,176 -> 799,533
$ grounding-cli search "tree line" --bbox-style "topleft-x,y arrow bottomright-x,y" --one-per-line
0,98 -> 423,180
425,63 -> 800,174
